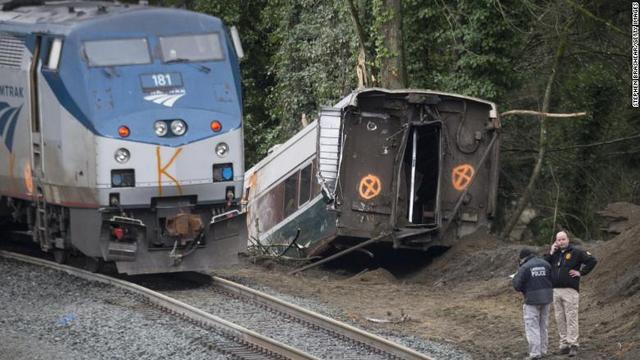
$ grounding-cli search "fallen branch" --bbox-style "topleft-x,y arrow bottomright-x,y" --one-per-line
500,110 -> 587,118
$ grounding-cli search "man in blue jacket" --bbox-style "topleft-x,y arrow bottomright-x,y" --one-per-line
513,248 -> 553,360
544,231 -> 597,357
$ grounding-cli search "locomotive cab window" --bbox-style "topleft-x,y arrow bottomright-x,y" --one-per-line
45,38 -> 63,71
83,38 -> 151,67
159,33 -> 224,62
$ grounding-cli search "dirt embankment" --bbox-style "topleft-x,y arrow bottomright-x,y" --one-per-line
216,203 -> 640,359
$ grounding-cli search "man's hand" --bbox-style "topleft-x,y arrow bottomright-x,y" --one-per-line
569,270 -> 581,277
550,243 -> 558,255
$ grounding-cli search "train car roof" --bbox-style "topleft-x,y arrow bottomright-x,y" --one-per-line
0,1 -> 215,35
245,118 -> 318,180
334,88 -> 498,119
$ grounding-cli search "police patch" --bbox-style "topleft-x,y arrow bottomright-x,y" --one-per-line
565,252 -> 572,260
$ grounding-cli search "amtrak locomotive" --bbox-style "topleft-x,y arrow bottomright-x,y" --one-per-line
0,1 -> 246,274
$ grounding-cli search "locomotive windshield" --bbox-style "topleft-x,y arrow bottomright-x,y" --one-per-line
84,38 -> 151,67
159,33 -> 224,62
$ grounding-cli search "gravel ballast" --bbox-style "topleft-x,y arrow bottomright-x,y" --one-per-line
216,276 -> 473,360
158,275 -> 472,360
0,257 -> 232,360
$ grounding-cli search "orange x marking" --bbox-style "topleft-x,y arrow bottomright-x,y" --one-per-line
359,174 -> 382,200
452,164 -> 475,191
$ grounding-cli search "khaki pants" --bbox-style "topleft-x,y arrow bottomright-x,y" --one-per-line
553,288 -> 580,348
523,303 -> 550,357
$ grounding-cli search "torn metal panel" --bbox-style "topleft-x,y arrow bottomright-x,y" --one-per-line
317,107 -> 342,193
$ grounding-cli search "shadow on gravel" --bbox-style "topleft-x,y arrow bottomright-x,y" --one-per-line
118,271 -> 213,291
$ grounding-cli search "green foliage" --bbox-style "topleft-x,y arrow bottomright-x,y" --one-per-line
402,0 -> 527,102
262,0 -> 357,143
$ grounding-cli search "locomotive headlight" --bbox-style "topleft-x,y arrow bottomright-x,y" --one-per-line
114,148 -> 130,163
170,120 -> 187,136
215,142 -> 229,157
154,121 -> 168,136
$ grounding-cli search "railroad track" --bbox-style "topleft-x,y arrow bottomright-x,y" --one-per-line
205,276 -> 434,360
0,250 -> 317,360
1,250 -> 434,360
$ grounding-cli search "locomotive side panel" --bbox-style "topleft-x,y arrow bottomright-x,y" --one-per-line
38,62 -> 99,206
0,32 -> 34,201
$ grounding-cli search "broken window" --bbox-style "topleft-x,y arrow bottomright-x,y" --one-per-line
284,172 -> 298,218
299,164 -> 312,207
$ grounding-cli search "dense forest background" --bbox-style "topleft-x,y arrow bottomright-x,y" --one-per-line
157,0 -> 637,243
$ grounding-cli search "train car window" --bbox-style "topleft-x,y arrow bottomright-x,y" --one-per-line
311,159 -> 321,196
84,38 -> 151,67
159,33 -> 224,62
299,164 -> 312,206
284,172 -> 299,218
256,183 -> 284,233
45,38 -> 63,71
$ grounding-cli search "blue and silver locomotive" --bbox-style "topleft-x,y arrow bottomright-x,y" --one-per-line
0,1 -> 246,273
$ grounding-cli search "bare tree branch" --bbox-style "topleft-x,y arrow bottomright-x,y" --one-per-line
501,110 -> 587,118
548,134 -> 640,152
549,164 -> 561,242
502,134 -> 640,153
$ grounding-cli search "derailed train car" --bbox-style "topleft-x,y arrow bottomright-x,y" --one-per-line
0,1 -> 246,273
244,88 -> 500,257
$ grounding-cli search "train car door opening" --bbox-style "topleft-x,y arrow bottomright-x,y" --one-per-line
401,122 -> 441,227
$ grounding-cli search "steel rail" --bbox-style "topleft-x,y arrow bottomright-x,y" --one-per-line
0,250 -> 318,360
212,276 -> 435,360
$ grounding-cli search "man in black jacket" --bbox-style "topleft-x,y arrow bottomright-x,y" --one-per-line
513,248 -> 553,360
544,231 -> 598,357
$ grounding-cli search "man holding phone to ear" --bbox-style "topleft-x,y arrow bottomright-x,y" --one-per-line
545,230 -> 598,357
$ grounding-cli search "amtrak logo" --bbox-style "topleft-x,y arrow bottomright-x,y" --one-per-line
0,102 -> 22,152
144,89 -> 186,108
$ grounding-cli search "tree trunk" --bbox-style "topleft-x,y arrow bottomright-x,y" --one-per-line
347,0 -> 370,88
379,0 -> 406,89
500,35 -> 567,240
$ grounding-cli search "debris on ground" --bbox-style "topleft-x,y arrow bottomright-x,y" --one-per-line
217,202 -> 640,359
